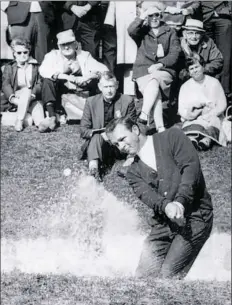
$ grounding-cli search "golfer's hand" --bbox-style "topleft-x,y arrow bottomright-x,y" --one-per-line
165,201 -> 185,226
148,63 -> 163,74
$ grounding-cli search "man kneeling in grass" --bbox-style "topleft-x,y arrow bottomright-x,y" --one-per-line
80,72 -> 137,182
105,116 -> 213,278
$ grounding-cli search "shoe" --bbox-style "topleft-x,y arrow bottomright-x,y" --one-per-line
15,119 -> 24,132
198,137 -> 211,151
38,116 -> 56,133
89,167 -> 103,182
59,114 -> 67,125
48,116 -> 56,130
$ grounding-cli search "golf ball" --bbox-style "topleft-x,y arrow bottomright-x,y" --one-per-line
63,168 -> 71,176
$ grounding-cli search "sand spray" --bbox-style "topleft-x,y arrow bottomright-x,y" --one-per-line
1,172 -> 231,280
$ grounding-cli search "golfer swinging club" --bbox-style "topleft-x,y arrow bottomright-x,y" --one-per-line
105,116 -> 213,278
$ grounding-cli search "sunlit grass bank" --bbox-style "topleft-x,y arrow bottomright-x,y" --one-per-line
1,125 -> 231,304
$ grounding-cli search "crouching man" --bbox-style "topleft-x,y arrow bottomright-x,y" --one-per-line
80,72 -> 137,181
39,29 -> 108,131
105,116 -> 213,279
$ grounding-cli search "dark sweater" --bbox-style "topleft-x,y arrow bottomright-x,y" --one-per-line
127,127 -> 213,224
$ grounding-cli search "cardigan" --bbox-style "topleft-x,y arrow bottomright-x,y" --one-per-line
127,127 -> 213,224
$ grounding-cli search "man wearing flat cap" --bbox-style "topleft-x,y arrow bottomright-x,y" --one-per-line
179,19 -> 223,82
39,29 -> 108,131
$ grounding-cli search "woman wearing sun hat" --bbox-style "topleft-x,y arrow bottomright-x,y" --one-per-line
128,2 -> 181,133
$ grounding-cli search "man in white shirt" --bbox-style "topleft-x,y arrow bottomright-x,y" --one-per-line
39,29 -> 108,131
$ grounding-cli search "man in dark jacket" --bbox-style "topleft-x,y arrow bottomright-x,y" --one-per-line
105,116 -> 213,279
128,4 -> 181,132
4,1 -> 57,64
200,1 -> 232,99
80,71 -> 137,181
61,1 -> 101,59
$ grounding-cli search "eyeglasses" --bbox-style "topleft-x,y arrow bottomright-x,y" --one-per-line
148,13 -> 161,18
60,41 -> 75,47
15,51 -> 29,55
186,31 -> 201,37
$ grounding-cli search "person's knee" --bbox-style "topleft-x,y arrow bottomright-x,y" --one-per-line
42,78 -> 55,88
145,79 -> 159,92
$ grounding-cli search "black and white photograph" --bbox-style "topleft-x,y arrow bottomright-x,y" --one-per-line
1,1 -> 231,304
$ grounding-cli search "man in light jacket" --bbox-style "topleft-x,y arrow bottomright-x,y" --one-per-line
39,29 -> 108,131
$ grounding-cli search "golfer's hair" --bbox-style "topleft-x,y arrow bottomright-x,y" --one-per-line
10,38 -> 31,52
99,71 -> 117,83
105,116 -> 138,134
185,55 -> 205,69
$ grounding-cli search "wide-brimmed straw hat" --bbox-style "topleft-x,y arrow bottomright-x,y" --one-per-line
182,19 -> 205,32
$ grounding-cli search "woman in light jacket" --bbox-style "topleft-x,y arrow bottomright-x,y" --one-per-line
178,56 -> 227,150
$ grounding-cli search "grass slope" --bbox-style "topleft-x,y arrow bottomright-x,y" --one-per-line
1,125 -> 231,304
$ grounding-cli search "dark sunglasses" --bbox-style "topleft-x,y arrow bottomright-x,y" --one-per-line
148,13 -> 162,18
15,51 -> 29,55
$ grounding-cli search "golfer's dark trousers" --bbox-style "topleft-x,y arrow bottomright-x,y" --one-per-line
136,216 -> 213,279
204,16 -> 232,95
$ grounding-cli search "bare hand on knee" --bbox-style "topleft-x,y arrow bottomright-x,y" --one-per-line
148,63 -> 163,74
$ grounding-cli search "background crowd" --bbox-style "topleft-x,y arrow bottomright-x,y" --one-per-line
0,1 -> 231,149
0,1 -> 231,280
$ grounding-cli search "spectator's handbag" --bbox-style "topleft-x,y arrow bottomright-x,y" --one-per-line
222,106 -> 232,143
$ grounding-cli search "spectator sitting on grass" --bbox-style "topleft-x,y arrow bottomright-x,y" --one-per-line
39,29 -> 108,131
179,19 -> 223,83
80,71 -> 137,182
128,3 -> 181,133
1,38 -> 46,132
178,56 -> 227,150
